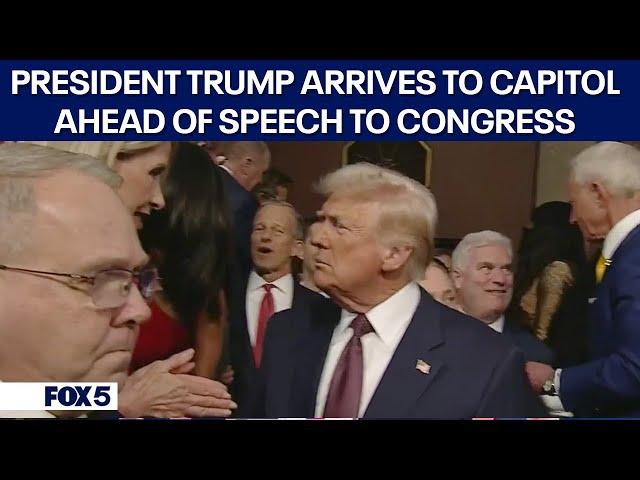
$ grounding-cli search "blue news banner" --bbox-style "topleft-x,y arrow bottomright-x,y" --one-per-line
0,60 -> 638,141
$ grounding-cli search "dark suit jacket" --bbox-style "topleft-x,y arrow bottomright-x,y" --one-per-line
561,223 -> 640,417
219,166 -> 258,290
502,316 -> 554,365
230,280 -> 325,415
250,289 -> 546,419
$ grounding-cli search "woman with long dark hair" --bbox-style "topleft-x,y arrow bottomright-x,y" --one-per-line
510,202 -> 590,368
132,143 -> 232,378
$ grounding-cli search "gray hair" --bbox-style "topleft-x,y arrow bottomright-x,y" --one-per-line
315,162 -> 438,281
570,141 -> 640,197
256,200 -> 304,240
452,230 -> 513,272
0,143 -> 122,260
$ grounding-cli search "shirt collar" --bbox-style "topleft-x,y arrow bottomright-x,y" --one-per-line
603,208 -> 640,259
488,315 -> 505,333
336,282 -> 421,347
248,270 -> 294,295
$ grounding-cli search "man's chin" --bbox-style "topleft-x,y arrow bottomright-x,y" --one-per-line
89,353 -> 133,388
314,278 -> 337,300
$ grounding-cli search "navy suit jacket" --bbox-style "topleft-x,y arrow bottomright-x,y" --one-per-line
250,289 -> 546,419
219,167 -> 258,288
561,223 -> 640,417
502,317 -> 554,365
230,281 -> 325,415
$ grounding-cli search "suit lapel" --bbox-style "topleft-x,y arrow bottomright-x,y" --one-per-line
364,292 -> 445,419
290,299 -> 340,417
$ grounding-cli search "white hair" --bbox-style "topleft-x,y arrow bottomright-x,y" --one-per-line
0,143 -> 122,260
570,141 -> 640,197
452,230 -> 512,272
315,162 -> 438,281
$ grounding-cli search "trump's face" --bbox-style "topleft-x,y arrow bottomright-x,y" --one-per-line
302,223 -> 320,276
311,195 -> 384,304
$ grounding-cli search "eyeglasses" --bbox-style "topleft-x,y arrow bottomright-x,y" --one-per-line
0,264 -> 160,309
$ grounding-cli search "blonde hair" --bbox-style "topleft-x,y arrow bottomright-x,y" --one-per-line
315,162 -> 438,281
19,141 -> 165,168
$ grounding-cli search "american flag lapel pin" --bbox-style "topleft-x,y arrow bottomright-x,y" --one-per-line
416,359 -> 431,375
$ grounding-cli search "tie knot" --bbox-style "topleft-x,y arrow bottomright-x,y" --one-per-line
262,283 -> 275,293
350,314 -> 374,338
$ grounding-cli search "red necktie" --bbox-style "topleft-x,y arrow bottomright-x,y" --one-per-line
253,283 -> 275,368
323,314 -> 374,418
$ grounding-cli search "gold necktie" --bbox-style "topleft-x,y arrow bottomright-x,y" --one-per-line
595,254 -> 611,283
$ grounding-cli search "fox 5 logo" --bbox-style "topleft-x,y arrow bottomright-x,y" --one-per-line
44,384 -> 118,410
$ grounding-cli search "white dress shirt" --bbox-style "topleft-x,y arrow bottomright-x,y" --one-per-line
602,208 -> 640,260
488,316 -> 505,333
314,282 -> 421,418
545,208 -> 640,416
246,271 -> 294,346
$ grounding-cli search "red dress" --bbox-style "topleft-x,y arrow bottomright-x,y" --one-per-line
130,299 -> 191,372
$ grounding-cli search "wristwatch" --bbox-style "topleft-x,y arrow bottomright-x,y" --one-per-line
542,377 -> 557,396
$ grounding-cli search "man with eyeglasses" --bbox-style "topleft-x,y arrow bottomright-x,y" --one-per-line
0,143 -> 234,418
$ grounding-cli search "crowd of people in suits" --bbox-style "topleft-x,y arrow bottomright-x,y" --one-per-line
0,139 -> 639,419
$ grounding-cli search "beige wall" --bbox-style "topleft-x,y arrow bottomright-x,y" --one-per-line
535,142 -> 595,205
268,141 -> 538,246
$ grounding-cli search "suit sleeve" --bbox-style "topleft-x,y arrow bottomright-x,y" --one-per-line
476,347 -> 548,418
560,259 -> 640,414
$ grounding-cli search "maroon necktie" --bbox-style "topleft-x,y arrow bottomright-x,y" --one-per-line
323,314 -> 374,418
253,283 -> 275,368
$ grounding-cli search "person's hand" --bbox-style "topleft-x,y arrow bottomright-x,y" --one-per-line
119,349 -> 237,418
220,365 -> 234,386
525,361 -> 555,394
175,373 -> 237,417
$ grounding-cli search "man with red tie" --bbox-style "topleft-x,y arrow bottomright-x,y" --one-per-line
230,200 -> 324,415
250,163 -> 545,419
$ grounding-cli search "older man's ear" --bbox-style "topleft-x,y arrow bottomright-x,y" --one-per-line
451,268 -> 463,290
380,245 -> 413,273
293,239 -> 304,260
